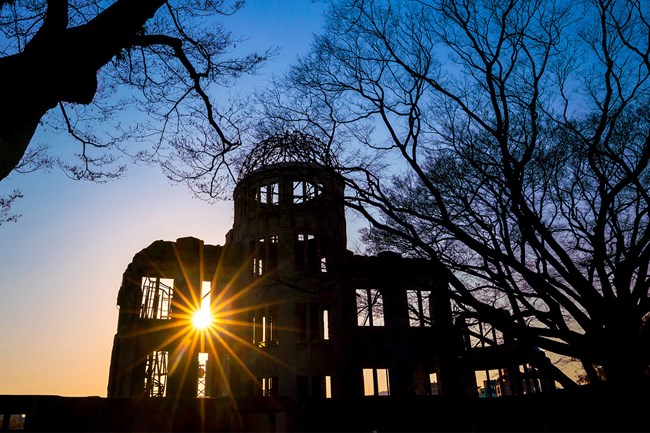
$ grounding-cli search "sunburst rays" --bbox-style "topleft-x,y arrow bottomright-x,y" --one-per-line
123,248 -> 296,414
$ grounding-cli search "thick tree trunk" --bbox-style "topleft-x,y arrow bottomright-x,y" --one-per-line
0,52 -> 79,180
0,46 -> 100,180
602,346 -> 649,390
0,0 -> 166,181
597,309 -> 650,391
0,109 -> 47,182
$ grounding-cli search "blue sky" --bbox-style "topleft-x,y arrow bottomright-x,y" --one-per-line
0,0 -> 364,397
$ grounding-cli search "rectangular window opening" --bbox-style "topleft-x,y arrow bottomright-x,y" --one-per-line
296,303 -> 329,342
305,182 -> 316,200
269,305 -> 276,343
520,363 -> 540,395
197,352 -> 209,397
356,288 -> 384,327
270,183 -> 279,205
262,376 -> 278,397
259,185 -> 268,204
429,372 -> 439,395
140,277 -> 174,319
307,236 -> 318,272
269,235 -> 278,271
254,258 -> 264,277
293,181 -> 305,204
200,281 -> 211,315
407,290 -> 432,327
293,181 -> 320,203
254,306 -> 277,347
8,414 -> 26,431
325,375 -> 332,398
295,235 -> 306,271
250,238 -> 264,278
253,314 -> 266,346
262,316 -> 267,344
252,316 -> 257,344
322,309 -> 330,340
377,368 -> 390,396
466,320 -> 506,348
363,368 -> 390,396
363,369 -> 373,396
144,350 -> 168,397
476,370 -> 499,398
297,376 -> 331,399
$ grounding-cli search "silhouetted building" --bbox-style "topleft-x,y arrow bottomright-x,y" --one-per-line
106,152 -> 558,408
107,161 -> 462,401
2,139 -> 643,432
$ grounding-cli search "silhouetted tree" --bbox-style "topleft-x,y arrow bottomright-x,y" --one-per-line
247,0 -> 650,389
0,0 -> 274,186
0,189 -> 23,223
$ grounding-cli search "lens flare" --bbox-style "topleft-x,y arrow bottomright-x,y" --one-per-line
192,309 -> 212,330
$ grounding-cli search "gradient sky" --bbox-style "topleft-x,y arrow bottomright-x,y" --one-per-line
0,0 -> 368,397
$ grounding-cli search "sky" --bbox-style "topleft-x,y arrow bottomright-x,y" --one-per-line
0,0 -> 361,397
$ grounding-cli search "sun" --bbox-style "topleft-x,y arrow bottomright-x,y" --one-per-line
192,309 -> 212,330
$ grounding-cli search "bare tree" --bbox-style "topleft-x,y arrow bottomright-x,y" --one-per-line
248,0 -> 650,389
0,0 -> 275,189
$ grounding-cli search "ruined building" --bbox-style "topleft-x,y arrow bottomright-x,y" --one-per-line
107,157 -> 557,408
0,141 -> 577,432
107,160 -> 463,402
0,125 -> 634,432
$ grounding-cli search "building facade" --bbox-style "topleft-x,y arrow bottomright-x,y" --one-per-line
107,161 -> 464,401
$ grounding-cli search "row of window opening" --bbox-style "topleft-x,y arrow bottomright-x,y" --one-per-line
138,277 -> 434,330
143,351 -> 441,399
252,303 -> 330,348
254,181 -> 324,206
357,288 -> 433,327
252,233 -> 327,277
140,278 -> 211,322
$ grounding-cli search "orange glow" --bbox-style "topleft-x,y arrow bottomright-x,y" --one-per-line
192,309 -> 212,330
111,258 -> 296,406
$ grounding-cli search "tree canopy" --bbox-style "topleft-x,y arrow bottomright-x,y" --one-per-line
0,0 -> 274,192
243,0 -> 650,388
5,0 -> 650,390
